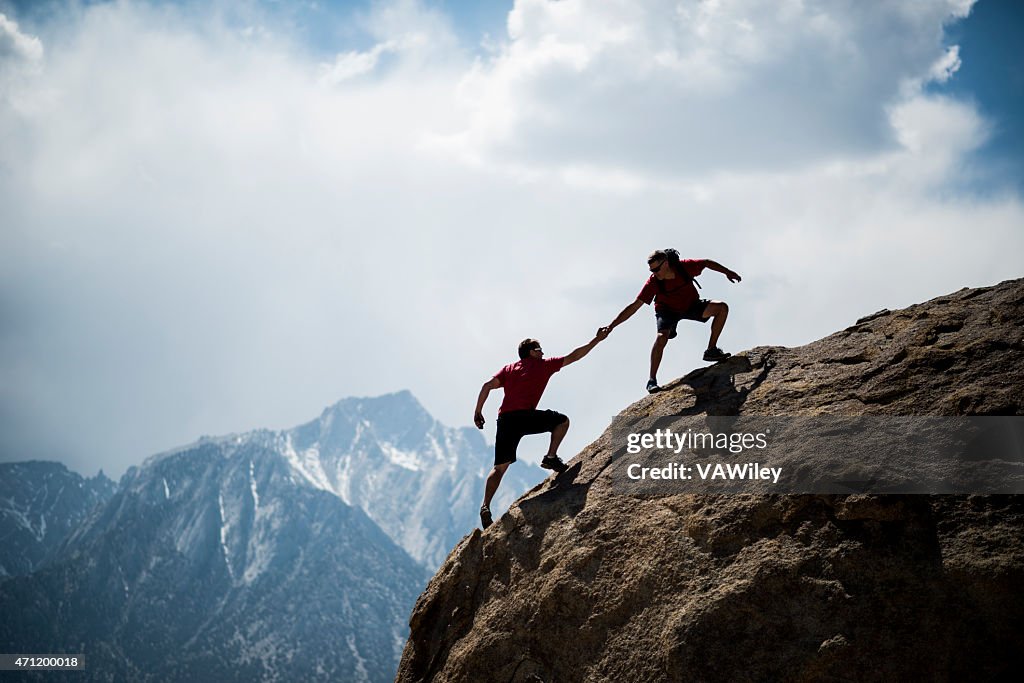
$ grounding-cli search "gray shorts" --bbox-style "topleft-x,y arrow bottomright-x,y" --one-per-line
656,299 -> 711,338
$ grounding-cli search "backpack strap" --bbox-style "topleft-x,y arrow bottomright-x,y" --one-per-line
656,250 -> 701,291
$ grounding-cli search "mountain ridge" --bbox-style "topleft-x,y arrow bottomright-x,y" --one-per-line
0,460 -> 115,577
2,422 -> 429,682
2,389 -> 547,681
122,389 -> 542,569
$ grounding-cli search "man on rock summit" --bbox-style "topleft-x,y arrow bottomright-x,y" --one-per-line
603,249 -> 741,394
474,329 -> 607,529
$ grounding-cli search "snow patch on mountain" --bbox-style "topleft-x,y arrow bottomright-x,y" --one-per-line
248,459 -> 260,511
218,491 -> 235,581
280,436 -> 333,493
380,443 -> 424,471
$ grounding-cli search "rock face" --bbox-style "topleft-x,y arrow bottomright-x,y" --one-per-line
397,279 -> 1024,683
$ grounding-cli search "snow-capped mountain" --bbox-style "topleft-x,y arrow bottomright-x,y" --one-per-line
1,436 -> 428,682
280,390 -> 546,569
0,461 -> 115,577
0,391 -> 545,681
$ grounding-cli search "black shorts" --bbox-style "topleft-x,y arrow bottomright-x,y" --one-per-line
494,409 -> 569,466
656,299 -> 712,338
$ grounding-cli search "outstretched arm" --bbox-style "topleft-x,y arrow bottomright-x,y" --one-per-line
562,328 -> 610,367
704,260 -> 741,283
474,377 -> 501,428
602,298 -> 645,335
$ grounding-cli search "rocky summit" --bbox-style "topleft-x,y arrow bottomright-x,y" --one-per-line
397,279 -> 1024,683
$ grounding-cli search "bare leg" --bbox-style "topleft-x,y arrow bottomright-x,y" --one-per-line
649,331 -> 671,380
483,462 -> 509,508
704,301 -> 729,349
547,418 -> 570,457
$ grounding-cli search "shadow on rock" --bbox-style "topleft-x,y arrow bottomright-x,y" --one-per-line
516,463 -> 588,526
664,352 -> 774,416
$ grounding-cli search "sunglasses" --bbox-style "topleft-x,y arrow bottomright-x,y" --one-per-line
648,260 -> 664,273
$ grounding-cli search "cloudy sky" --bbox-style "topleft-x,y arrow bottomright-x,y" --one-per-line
1,0 -> 1022,478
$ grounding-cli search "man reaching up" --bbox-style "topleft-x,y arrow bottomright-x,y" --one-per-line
602,249 -> 741,394
474,329 -> 608,529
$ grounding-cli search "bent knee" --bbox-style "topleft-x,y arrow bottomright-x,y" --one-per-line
559,416 -> 570,428
708,301 -> 729,315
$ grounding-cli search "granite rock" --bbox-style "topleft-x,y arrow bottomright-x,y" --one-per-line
397,279 -> 1024,683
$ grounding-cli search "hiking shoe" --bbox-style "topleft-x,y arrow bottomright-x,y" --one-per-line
479,505 -> 492,529
703,346 -> 731,362
540,455 -> 569,474
646,378 -> 661,394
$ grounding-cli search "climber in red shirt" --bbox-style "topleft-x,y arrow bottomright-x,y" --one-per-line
474,328 -> 607,529
603,248 -> 741,394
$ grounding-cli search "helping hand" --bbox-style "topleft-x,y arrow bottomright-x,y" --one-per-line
596,326 -> 611,341
727,270 -> 742,283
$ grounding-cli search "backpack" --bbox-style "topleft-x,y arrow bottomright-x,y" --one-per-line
656,248 -> 701,292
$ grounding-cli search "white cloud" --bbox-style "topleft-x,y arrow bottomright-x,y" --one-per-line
0,0 -> 1020,478
442,0 -> 979,177
319,43 -> 394,84
362,0 -> 458,50
0,12 -> 44,103
887,93 -> 990,185
927,45 -> 962,84
0,13 -> 43,63
316,0 -> 462,85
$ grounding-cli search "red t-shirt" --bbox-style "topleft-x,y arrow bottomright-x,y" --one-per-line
494,356 -> 565,414
638,259 -> 708,313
